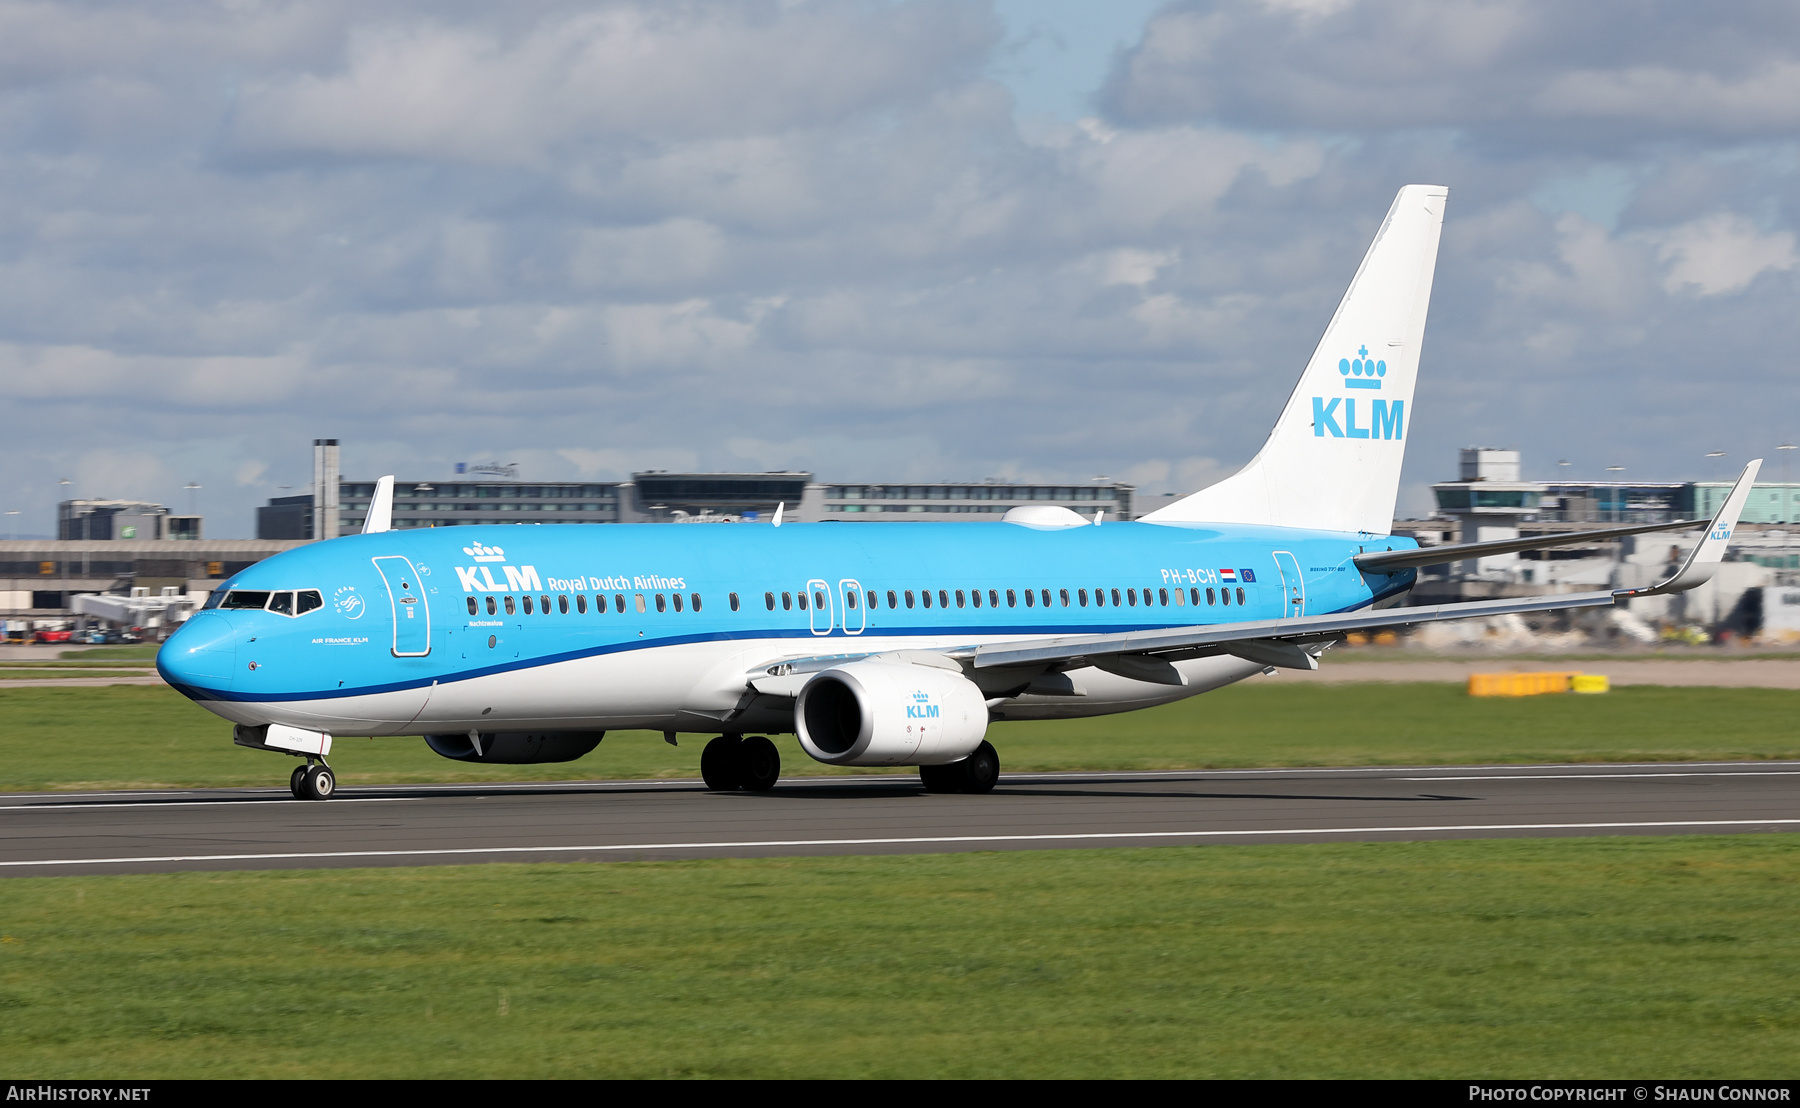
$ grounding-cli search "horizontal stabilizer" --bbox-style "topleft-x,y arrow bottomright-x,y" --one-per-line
1355,517 -> 1710,573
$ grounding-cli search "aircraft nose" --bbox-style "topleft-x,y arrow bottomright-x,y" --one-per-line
157,611 -> 237,693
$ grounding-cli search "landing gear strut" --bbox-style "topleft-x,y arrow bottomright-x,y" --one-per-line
289,759 -> 336,801
919,741 -> 1000,795
701,735 -> 781,792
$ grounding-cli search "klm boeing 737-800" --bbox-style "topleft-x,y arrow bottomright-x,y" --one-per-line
157,185 -> 1763,800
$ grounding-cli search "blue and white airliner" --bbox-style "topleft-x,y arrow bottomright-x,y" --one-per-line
157,185 -> 1762,800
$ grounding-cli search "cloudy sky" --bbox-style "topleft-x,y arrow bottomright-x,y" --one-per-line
3,0 -> 1798,537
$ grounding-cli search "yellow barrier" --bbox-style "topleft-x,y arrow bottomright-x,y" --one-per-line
1570,674 -> 1610,694
1468,671 -> 1580,697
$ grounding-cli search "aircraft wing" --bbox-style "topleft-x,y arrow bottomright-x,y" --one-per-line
742,461 -> 1762,690
970,459 -> 1762,675
1353,517 -> 1710,573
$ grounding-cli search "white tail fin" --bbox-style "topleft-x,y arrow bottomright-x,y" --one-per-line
362,475 -> 395,534
1142,185 -> 1448,534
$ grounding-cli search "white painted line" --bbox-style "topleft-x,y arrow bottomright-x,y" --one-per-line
1396,771 -> 1800,782
0,796 -> 429,812
4,818 -> 1799,869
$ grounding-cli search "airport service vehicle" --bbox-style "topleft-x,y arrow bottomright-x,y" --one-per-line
157,186 -> 1762,801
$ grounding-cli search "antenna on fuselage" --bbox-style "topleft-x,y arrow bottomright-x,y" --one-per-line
773,501 -> 785,528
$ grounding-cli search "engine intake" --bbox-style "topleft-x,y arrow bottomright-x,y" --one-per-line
795,660 -> 987,766
424,731 -> 604,764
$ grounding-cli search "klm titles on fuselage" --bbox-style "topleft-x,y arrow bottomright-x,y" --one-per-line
1314,345 -> 1404,441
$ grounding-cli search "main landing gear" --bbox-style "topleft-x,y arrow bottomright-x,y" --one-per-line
701,735 -> 781,792
288,759 -> 336,801
919,741 -> 1000,795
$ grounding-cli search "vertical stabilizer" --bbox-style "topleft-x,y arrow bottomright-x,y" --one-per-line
1142,185 -> 1448,534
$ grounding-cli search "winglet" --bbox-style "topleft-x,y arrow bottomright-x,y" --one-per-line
362,475 -> 395,535
1620,459 -> 1761,597
773,501 -> 785,528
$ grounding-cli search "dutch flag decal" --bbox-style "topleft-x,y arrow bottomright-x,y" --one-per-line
1220,568 -> 1238,583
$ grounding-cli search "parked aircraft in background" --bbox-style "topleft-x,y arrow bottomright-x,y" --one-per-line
158,186 -> 1761,800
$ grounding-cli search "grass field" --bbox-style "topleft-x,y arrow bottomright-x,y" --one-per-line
2,836 -> 1796,1078
3,682 -> 1799,792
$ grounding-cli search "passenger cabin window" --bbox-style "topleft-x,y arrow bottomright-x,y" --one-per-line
814,590 -> 825,609
1236,587 -> 1246,605
765,592 -> 776,611
938,590 -> 948,608
1189,588 -> 1199,606
797,592 -> 808,611
729,593 -> 740,612
1206,587 -> 1215,605
1078,588 -> 1088,607
505,596 -> 517,615
955,590 -> 965,608
1220,588 -> 1230,606
888,590 -> 898,609
782,592 -> 793,611
921,590 -> 931,608
1024,589 -> 1034,607
467,597 -> 478,615
671,593 -> 683,612
221,591 -> 271,610
1111,588 -> 1123,607
692,593 -> 702,612
988,589 -> 999,607
656,594 -> 667,613
558,595 -> 569,614
866,591 -> 877,609
486,596 -> 497,615
969,589 -> 980,608
1126,589 -> 1136,607
577,594 -> 588,614
634,594 -> 646,613
1060,589 -> 1070,607
616,594 -> 627,612
540,595 -> 550,614
846,591 -> 858,609
1159,588 -> 1169,606
1041,589 -> 1051,607
523,595 -> 534,615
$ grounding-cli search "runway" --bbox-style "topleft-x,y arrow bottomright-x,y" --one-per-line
3,761 -> 1798,876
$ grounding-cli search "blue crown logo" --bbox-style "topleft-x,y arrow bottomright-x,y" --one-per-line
1339,345 -> 1385,390
912,690 -> 931,702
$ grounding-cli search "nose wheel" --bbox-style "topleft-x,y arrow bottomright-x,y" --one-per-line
289,761 -> 336,801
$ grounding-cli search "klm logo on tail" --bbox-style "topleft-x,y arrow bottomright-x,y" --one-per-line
1314,345 -> 1403,440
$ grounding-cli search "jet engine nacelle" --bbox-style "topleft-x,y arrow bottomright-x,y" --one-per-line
423,731 -> 604,764
795,660 -> 987,766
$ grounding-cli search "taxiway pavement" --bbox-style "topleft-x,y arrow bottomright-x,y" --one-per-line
2,762 -> 1797,876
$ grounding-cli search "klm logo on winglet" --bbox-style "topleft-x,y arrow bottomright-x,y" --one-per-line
906,689 -> 941,719
1314,344 -> 1403,440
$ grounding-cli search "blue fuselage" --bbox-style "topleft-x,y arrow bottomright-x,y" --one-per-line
158,520 -> 1416,734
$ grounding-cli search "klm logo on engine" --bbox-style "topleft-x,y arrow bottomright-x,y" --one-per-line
1314,345 -> 1403,440
906,690 -> 940,719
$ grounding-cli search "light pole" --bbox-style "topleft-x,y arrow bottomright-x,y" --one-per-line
184,482 -> 201,516
1556,459 -> 1572,520
4,511 -> 16,541
1606,465 -> 1624,522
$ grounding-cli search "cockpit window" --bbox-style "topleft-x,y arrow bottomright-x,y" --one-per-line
203,588 -> 227,609
297,590 -> 322,613
221,591 -> 271,610
268,591 -> 295,616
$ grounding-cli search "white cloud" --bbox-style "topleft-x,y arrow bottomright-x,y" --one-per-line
1648,213 -> 1798,297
